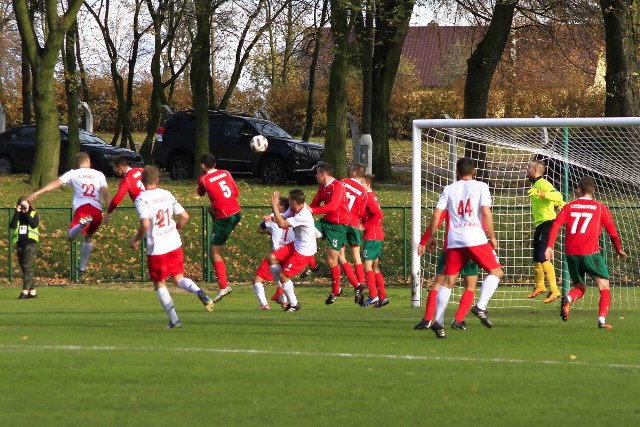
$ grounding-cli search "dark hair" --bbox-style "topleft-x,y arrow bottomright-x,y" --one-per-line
350,163 -> 366,178
141,165 -> 161,186
578,176 -> 596,194
456,157 -> 474,176
317,162 -> 334,176
278,196 -> 290,211
201,153 -> 216,169
113,156 -> 130,168
16,195 -> 32,211
363,173 -> 375,187
289,188 -> 305,205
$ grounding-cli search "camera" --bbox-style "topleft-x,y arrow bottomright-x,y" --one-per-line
20,204 -> 29,212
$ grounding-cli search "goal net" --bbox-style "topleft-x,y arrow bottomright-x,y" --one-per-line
411,117 -> 640,311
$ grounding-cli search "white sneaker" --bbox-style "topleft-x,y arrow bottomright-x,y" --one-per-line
212,286 -> 233,303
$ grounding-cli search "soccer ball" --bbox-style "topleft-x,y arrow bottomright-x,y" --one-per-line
250,135 -> 269,153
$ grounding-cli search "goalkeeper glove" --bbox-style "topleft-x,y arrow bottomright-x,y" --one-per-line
528,188 -> 545,198
556,201 -> 567,210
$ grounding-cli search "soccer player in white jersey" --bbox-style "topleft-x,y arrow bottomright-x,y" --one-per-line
424,157 -> 504,337
267,189 -> 318,312
253,196 -> 296,310
129,166 -> 213,328
29,152 -> 111,275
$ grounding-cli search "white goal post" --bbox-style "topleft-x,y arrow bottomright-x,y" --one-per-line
411,117 -> 640,310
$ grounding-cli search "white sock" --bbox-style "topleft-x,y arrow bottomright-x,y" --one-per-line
598,316 -> 606,324
67,224 -> 84,240
79,242 -> 93,271
177,277 -> 201,294
435,286 -> 452,325
254,282 -> 268,305
269,264 -> 282,285
282,280 -> 298,306
476,275 -> 500,311
157,286 -> 179,323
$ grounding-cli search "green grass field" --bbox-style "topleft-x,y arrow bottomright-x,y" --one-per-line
1,284 -> 639,426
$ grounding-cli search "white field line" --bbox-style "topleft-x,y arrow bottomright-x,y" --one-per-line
0,344 -> 638,370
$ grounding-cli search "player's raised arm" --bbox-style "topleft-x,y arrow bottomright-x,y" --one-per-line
28,178 -> 64,202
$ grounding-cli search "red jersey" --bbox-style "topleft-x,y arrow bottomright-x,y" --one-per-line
547,197 -> 622,256
309,178 -> 350,225
362,190 -> 384,241
108,167 -> 145,214
197,168 -> 241,219
341,177 -> 368,227
420,210 -> 449,249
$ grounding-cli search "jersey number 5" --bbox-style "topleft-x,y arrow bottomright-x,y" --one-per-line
457,199 -> 473,217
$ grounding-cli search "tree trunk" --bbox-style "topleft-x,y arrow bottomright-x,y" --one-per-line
355,0 -> 374,135
302,0 -> 329,142
369,0 -> 414,181
463,0 -> 517,183
601,0 -> 639,117
192,0 -> 212,174
63,22 -> 81,170
20,47 -> 32,125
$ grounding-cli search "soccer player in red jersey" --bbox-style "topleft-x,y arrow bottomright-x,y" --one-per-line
130,166 -> 214,328
339,163 -> 369,304
197,153 -> 242,303
545,176 -> 627,329
29,152 -> 111,276
424,157 -> 503,338
104,156 -> 145,223
359,174 -> 388,308
309,162 -> 352,304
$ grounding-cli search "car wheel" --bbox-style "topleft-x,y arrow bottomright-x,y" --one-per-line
169,154 -> 194,180
260,156 -> 288,184
0,156 -> 14,174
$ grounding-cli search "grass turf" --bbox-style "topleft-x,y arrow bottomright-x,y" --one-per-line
0,284 -> 639,426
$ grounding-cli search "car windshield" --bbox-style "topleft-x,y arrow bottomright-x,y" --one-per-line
246,119 -> 292,139
78,130 -> 109,145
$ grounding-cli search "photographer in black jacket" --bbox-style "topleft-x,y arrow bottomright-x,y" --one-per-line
10,196 -> 40,299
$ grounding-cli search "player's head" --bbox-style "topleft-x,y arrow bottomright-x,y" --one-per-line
350,163 -> 366,179
76,152 -> 91,169
577,176 -> 596,196
288,188 -> 305,210
316,162 -> 334,184
278,196 -> 290,213
362,173 -> 375,190
112,156 -> 131,176
200,153 -> 216,171
456,157 -> 474,178
141,165 -> 161,188
527,160 -> 545,180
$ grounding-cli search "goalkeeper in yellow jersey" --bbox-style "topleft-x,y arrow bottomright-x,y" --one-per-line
526,160 -> 565,303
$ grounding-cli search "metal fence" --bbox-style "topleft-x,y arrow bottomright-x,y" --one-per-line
3,206 -> 411,285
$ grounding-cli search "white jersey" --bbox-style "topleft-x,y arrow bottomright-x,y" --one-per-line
60,168 -> 108,212
283,206 -> 317,256
436,178 -> 491,249
264,214 -> 295,250
135,188 -> 185,256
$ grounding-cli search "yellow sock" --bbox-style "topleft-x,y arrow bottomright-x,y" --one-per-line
542,261 -> 558,293
534,262 -> 545,290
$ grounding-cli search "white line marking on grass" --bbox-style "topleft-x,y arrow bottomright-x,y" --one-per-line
1,344 -> 638,370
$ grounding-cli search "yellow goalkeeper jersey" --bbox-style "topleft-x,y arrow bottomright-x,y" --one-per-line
530,177 -> 564,227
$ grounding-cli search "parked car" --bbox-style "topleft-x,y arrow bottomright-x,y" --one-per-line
0,125 -> 144,176
152,110 -> 324,183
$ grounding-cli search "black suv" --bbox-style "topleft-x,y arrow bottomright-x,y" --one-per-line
152,110 -> 324,183
0,125 -> 144,175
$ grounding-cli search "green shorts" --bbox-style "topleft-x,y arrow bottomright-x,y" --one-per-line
210,212 -> 241,246
362,240 -> 383,261
435,251 -> 478,276
345,225 -> 362,246
566,253 -> 610,284
315,219 -> 347,251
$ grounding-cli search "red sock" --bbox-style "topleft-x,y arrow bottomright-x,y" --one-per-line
341,262 -> 359,288
309,257 -> 318,269
365,271 -> 378,298
424,289 -> 438,321
599,289 -> 611,318
213,260 -> 228,289
455,290 -> 475,323
568,287 -> 585,303
330,265 -> 342,295
270,287 -> 284,301
355,263 -> 365,285
375,272 -> 386,299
